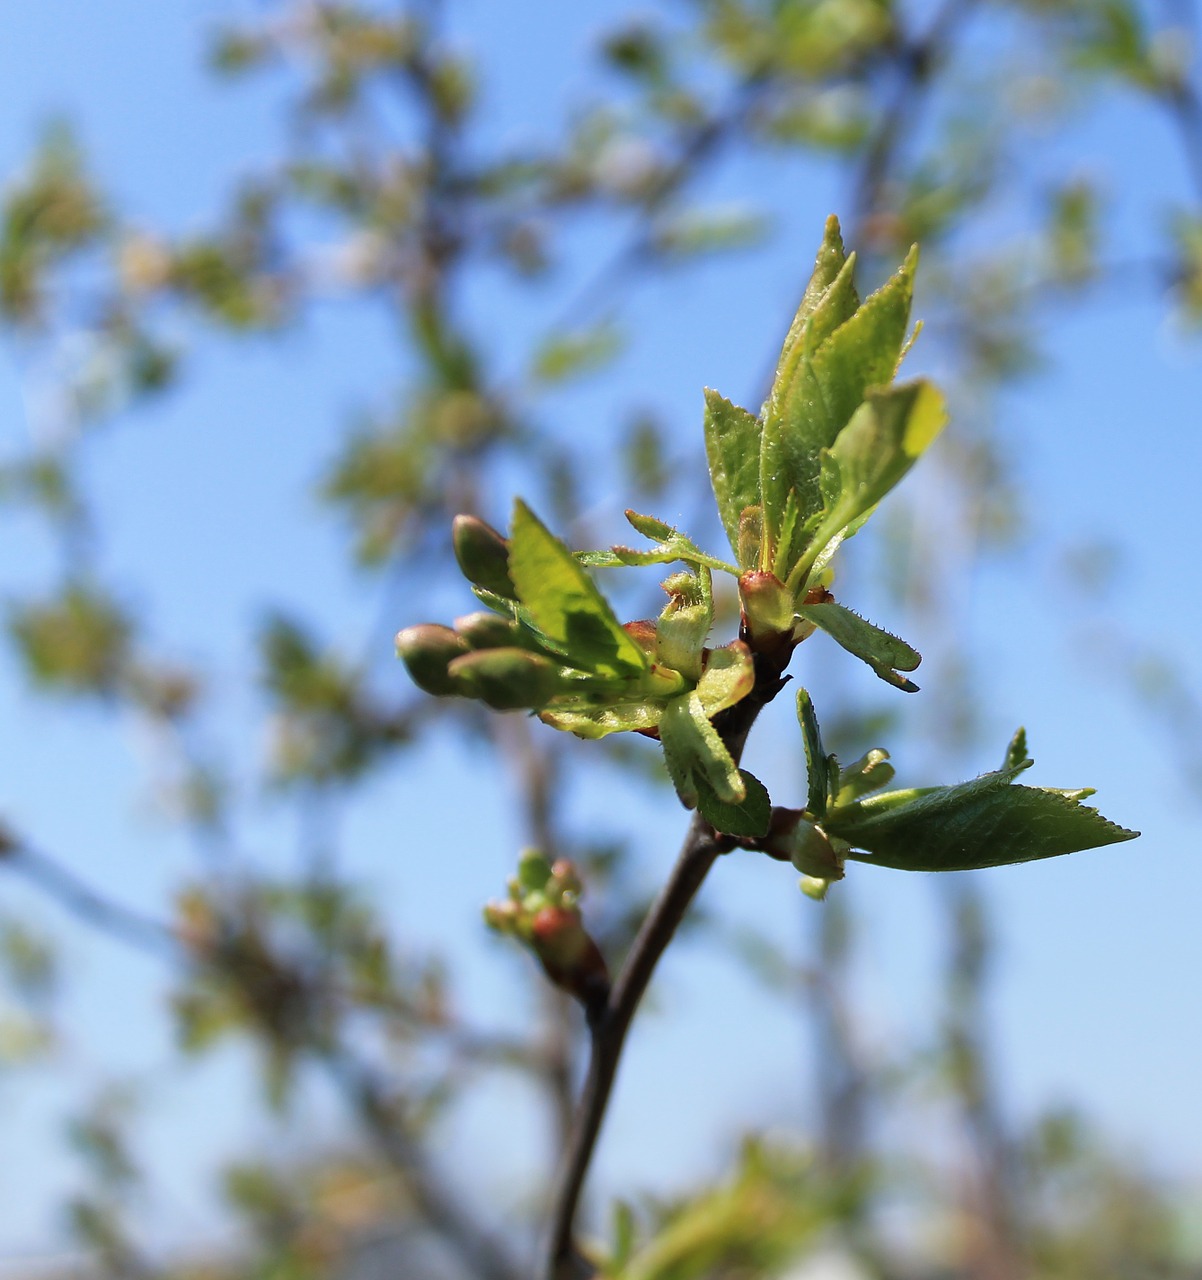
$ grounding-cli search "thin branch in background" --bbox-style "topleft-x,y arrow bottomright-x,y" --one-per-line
323,1047 -> 523,1280
1,837 -> 179,961
541,652 -> 791,1280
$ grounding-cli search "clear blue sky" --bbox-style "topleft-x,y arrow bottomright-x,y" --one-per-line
1,0 -> 1201,1264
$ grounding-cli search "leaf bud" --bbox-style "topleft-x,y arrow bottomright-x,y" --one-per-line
452,514 -> 517,599
789,819 -> 844,882
454,610 -> 519,650
448,647 -> 562,710
529,906 -> 610,1002
739,571 -> 795,653
395,624 -> 470,695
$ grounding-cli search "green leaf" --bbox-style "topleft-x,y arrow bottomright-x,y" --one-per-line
796,688 -> 832,817
826,749 -> 1139,872
530,322 -> 624,384
790,379 -> 946,587
508,500 -> 649,678
659,691 -> 745,808
796,599 -> 921,692
697,769 -> 771,837
762,240 -> 917,535
1001,726 -> 1028,772
578,508 -> 740,576
539,697 -> 664,739
834,748 -> 895,804
703,389 -> 762,564
694,641 -> 756,717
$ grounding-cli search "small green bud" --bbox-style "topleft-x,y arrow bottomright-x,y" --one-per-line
448,647 -> 562,710
396,624 -> 470,695
799,875 -> 834,900
789,820 -> 844,882
452,514 -> 517,599
517,848 -> 554,892
454,610 -> 519,649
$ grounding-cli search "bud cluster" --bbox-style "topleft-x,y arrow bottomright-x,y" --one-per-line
484,851 -> 609,1005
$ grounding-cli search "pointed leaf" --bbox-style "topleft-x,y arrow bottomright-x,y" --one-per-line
764,244 -> 918,531
792,380 -> 947,586
704,389 -> 763,563
828,757 -> 1139,872
696,769 -> 772,837
796,687 -> 832,817
1002,726 -> 1028,772
834,749 -> 895,804
796,598 -> 921,692
508,500 -> 649,677
577,510 -> 740,576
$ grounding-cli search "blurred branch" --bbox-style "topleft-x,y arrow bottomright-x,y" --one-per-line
851,0 -> 980,239
541,652 -> 790,1280
1,836 -> 177,960
323,1046 -> 523,1280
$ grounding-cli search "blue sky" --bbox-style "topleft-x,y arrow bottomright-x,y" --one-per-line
1,0 -> 1201,1264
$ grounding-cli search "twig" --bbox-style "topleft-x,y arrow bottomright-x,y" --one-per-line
1,840 -> 179,960
540,652 -> 790,1280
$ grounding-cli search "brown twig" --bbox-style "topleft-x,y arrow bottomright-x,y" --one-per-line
323,1047 -> 524,1280
540,651 -> 790,1280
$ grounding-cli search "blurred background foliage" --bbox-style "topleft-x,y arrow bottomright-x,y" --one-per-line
1,1 -> 1201,1278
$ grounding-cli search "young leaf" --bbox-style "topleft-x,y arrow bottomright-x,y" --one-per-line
764,242 -> 918,532
827,751 -> 1139,872
790,379 -> 947,587
578,509 -> 740,576
703,389 -> 762,563
655,567 -> 713,681
539,697 -> 665,740
834,748 -> 895,804
696,769 -> 772,837
795,599 -> 922,692
694,642 -> 756,717
659,691 -> 745,808
508,500 -> 649,678
796,688 -> 832,817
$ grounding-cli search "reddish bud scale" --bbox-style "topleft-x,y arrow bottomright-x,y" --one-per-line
530,906 -> 609,1001
738,571 -> 796,659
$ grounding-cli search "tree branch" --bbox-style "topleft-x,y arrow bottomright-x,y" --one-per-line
323,1047 -> 524,1280
540,651 -> 790,1280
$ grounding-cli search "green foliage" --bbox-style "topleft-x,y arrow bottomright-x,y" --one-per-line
401,220 -> 1131,881
8,583 -> 132,696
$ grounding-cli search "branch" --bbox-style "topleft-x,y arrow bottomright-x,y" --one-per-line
0,836 -> 178,960
540,652 -> 790,1280
323,1047 -> 524,1280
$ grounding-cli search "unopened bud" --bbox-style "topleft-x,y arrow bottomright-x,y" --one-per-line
790,820 -> 844,882
454,610 -> 519,650
739,571 -> 795,651
452,514 -> 517,599
396,624 -> 470,696
448,648 -> 562,710
530,906 -> 610,1001
483,900 -> 520,933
